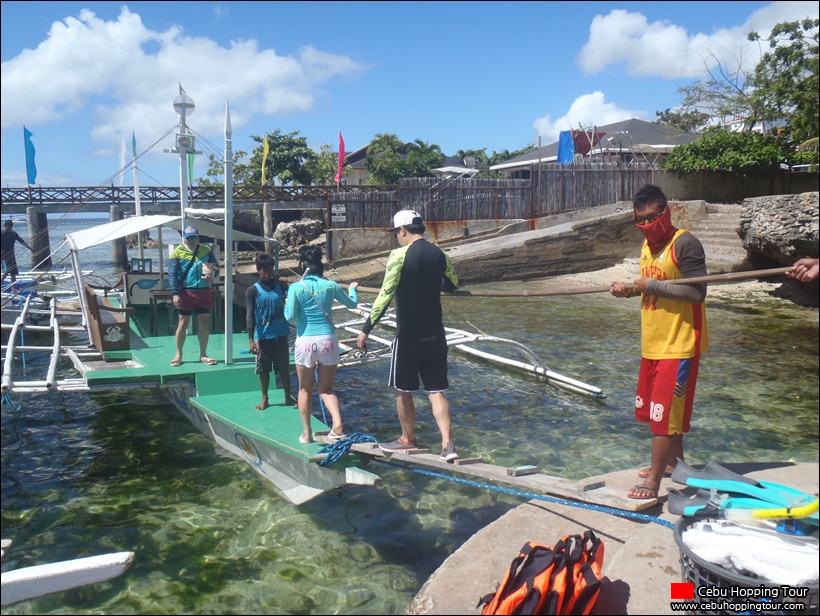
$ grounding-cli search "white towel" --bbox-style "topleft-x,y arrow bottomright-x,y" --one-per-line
682,520 -> 819,586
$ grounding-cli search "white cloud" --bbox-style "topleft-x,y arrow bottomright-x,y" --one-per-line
533,92 -> 643,143
0,7 -> 365,155
577,1 -> 819,79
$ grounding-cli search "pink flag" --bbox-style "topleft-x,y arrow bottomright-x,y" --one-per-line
334,131 -> 345,184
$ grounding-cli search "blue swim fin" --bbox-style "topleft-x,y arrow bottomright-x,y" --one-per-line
670,460 -> 818,523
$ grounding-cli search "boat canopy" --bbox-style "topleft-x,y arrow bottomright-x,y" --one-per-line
66,215 -> 271,252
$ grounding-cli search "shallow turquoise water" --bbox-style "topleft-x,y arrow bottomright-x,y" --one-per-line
2,220 -> 818,614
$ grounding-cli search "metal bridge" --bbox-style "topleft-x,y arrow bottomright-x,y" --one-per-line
0,184 -> 388,215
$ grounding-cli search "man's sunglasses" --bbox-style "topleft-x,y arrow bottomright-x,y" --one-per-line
632,212 -> 663,225
186,235 -> 199,241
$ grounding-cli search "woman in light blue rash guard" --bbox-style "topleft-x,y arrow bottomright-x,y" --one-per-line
284,247 -> 358,444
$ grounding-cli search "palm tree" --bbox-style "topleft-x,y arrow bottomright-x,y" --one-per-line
364,133 -> 405,184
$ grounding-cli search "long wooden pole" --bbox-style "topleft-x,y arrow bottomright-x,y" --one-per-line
283,266 -> 792,298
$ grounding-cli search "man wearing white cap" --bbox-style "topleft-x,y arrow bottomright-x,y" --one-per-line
168,225 -> 220,366
356,210 -> 460,461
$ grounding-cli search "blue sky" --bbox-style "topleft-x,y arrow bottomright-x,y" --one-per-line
2,1 -> 818,188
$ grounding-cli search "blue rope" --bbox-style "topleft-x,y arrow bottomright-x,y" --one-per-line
379,460 -> 675,529
2,393 -> 22,411
318,432 -> 378,466
318,433 -> 673,529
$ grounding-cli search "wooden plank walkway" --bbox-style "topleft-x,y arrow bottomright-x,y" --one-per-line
349,442 -> 658,512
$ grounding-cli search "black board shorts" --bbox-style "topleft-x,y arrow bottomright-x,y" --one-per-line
255,336 -> 290,375
389,332 -> 449,393
2,255 -> 19,277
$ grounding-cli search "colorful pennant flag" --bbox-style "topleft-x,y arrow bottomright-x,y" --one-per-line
261,135 -> 270,185
334,130 -> 345,184
24,126 -> 37,185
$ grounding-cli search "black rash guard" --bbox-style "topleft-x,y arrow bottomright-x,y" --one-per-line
362,238 -> 459,338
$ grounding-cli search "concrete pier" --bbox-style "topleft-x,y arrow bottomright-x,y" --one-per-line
406,462 -> 819,615
110,206 -> 128,269
26,207 -> 51,269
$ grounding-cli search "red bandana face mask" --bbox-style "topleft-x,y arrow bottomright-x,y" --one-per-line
636,206 -> 675,252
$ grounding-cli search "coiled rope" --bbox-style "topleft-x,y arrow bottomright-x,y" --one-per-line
317,433 -> 674,529
318,432 -> 378,465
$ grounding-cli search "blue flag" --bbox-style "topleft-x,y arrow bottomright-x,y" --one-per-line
24,126 -> 37,184
557,130 -> 574,164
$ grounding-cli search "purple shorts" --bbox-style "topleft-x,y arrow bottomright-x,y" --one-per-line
177,288 -> 213,315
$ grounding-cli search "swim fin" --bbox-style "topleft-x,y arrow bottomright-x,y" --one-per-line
668,486 -> 819,527
670,459 -> 816,510
667,487 -> 786,517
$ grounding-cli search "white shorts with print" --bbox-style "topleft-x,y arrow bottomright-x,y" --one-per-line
294,334 -> 339,368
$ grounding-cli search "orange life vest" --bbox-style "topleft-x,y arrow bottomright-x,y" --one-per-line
477,530 -> 604,615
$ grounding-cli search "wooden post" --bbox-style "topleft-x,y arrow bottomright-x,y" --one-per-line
263,202 -> 275,257
26,206 -> 52,270
110,206 -> 128,269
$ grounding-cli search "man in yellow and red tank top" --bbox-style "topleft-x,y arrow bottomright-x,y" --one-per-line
610,184 -> 708,500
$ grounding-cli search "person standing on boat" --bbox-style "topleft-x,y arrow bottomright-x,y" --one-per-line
610,184 -> 708,500
1,219 -> 34,284
284,247 -> 358,444
168,225 -> 220,366
355,210 -> 461,462
247,252 -> 296,410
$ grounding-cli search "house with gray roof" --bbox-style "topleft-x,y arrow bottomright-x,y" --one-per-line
490,118 -> 700,179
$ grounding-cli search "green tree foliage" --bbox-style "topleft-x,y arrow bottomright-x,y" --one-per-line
251,129 -> 317,186
746,18 -> 819,146
654,108 -> 711,132
456,148 -> 490,167
662,128 -> 787,173
662,18 -> 818,172
364,134 -> 444,183
404,139 -> 444,177
304,144 -> 347,185
198,150 -> 250,187
487,145 -> 537,166
364,133 -> 404,184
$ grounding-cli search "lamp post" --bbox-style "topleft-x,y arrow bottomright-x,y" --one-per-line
170,84 -> 195,231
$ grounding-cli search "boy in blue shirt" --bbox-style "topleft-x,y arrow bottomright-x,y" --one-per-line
246,253 -> 296,409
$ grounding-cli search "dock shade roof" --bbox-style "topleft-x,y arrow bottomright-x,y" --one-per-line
431,166 -> 479,178
66,215 -> 271,252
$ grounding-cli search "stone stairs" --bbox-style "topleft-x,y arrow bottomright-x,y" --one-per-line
687,203 -> 751,273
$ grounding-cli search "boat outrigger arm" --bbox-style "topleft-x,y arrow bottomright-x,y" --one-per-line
333,303 -> 606,398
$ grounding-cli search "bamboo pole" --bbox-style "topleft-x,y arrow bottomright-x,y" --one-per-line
285,266 -> 792,298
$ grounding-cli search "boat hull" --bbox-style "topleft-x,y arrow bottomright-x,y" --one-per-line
163,385 -> 350,505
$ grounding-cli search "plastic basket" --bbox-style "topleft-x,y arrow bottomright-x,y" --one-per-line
674,517 -> 818,615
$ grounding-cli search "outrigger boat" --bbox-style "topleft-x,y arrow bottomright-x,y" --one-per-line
1,213 -> 605,505
2,92 -> 607,509
333,304 -> 605,398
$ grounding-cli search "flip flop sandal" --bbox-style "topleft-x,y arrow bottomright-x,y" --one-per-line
201,357 -> 217,365
170,358 -> 182,367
